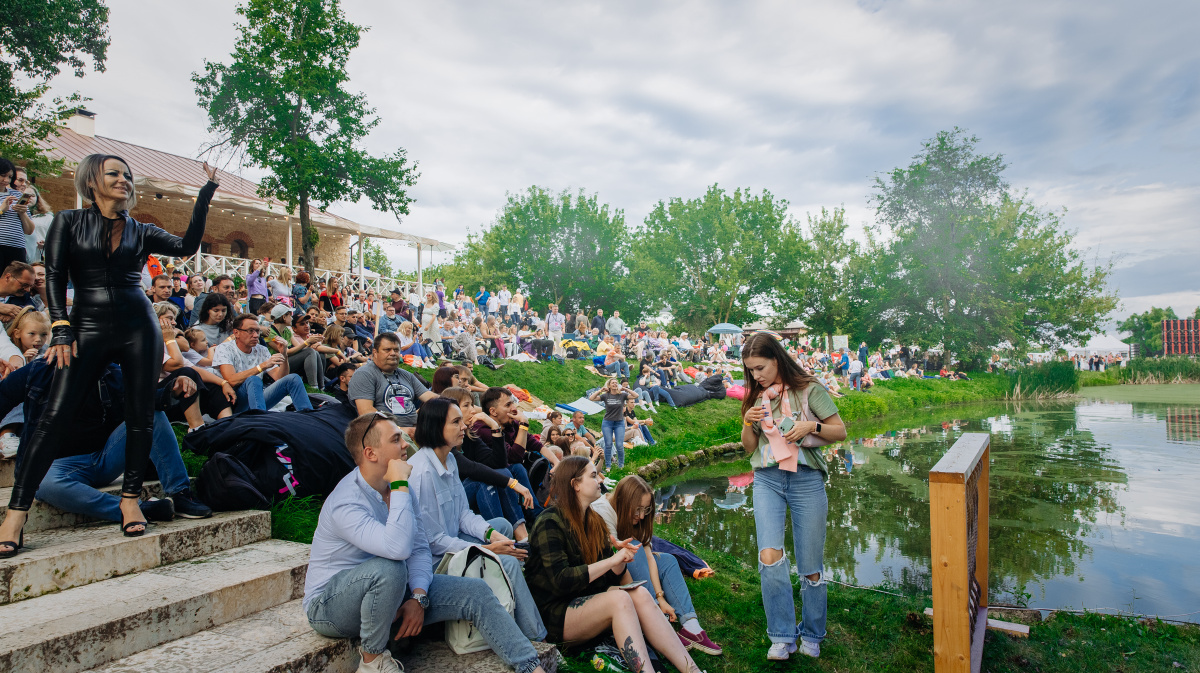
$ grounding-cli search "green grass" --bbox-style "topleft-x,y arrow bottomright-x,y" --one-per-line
1079,369 -> 1122,387
1007,360 -> 1080,396
270,496 -> 324,543
556,538 -> 1200,673
1120,356 -> 1200,384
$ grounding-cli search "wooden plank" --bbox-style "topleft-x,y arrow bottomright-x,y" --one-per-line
930,480 -> 971,673
929,433 -> 990,484
970,607 -> 986,673
975,447 -> 990,615
925,608 -> 1031,638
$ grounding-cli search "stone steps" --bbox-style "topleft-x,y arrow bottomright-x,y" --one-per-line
0,539 -> 310,673
0,458 -> 13,489
0,479 -> 181,532
0,510 -> 270,604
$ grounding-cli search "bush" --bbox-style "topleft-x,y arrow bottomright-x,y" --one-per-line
1119,356 -> 1200,384
1006,361 -> 1079,397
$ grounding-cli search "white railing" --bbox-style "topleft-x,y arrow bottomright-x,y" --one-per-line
166,252 -> 435,299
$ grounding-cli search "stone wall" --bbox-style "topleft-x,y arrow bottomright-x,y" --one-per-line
35,175 -> 352,270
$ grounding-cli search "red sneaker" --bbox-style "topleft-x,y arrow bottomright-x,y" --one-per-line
678,628 -> 723,656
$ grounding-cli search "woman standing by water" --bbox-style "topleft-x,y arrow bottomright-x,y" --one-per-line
0,156 -> 218,557
739,331 -> 846,661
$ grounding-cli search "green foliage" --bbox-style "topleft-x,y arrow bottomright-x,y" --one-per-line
361,236 -> 393,278
1006,361 -> 1080,396
1117,306 -> 1179,357
1119,356 -> 1200,384
631,184 -> 794,334
1079,369 -> 1122,387
270,496 -> 323,543
0,0 -> 109,175
192,0 -> 419,276
870,129 -> 1117,367
438,186 -> 637,316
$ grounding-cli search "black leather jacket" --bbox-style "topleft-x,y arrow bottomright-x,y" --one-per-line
45,181 -> 217,346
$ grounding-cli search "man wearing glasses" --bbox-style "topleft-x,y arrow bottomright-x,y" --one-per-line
349,333 -> 438,429
212,313 -> 313,412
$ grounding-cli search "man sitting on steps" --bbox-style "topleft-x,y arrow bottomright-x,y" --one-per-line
303,411 -> 551,673
0,358 -> 212,527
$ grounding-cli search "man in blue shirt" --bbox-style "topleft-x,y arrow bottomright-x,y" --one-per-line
475,285 -> 490,314
303,412 -> 548,673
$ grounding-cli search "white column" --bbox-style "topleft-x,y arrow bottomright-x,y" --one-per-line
357,231 -> 364,292
416,244 -> 423,296
285,216 -> 293,268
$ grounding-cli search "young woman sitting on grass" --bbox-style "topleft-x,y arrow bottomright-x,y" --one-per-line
396,321 -> 433,368
590,475 -> 723,656
524,456 -> 705,673
623,398 -> 656,445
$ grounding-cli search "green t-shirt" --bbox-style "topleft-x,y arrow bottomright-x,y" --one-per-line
749,383 -> 839,474
267,326 -> 294,355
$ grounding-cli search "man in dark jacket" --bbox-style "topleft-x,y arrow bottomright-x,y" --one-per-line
0,359 -> 211,522
590,308 -> 606,334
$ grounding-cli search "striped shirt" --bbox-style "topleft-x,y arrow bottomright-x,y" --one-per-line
0,190 -> 26,249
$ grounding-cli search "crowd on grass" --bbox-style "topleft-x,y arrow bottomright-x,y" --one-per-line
0,154 -> 855,672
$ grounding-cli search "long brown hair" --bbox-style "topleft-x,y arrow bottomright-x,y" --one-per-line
740,331 -> 820,418
612,475 -> 654,546
548,455 -> 608,564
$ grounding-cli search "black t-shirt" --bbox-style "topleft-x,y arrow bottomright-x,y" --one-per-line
599,391 -> 630,422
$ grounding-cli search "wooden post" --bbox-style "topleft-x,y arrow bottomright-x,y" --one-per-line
929,433 -> 990,673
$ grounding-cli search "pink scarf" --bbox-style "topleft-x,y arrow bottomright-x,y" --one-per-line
759,384 -> 798,472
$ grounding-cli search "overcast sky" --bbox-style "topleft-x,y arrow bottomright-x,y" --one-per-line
44,0 -> 1200,321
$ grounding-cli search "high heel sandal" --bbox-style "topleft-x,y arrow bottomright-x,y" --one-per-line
0,525 -> 24,559
120,493 -> 147,537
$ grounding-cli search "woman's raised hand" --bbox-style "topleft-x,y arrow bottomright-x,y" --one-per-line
202,162 -> 219,183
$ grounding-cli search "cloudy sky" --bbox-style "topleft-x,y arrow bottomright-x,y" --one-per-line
44,0 -> 1200,321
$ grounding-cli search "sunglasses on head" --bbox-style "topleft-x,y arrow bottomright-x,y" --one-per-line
362,411 -> 395,452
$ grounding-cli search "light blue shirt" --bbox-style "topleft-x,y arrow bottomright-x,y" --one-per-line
408,448 -> 490,561
303,467 -> 433,610
378,314 -> 402,334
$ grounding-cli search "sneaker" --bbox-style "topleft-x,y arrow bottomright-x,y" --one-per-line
799,639 -> 820,658
766,641 -> 797,661
357,649 -> 403,673
139,497 -> 175,522
171,490 -> 213,519
0,433 -> 19,458
678,628 -> 723,656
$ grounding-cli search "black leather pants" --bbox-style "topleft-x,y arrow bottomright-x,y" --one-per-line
9,287 -> 163,511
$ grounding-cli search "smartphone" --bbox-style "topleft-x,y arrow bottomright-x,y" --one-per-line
778,416 -> 796,434
513,540 -> 530,551
16,194 -> 31,207
616,580 -> 647,591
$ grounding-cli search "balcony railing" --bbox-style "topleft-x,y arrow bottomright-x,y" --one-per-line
166,252 -> 436,299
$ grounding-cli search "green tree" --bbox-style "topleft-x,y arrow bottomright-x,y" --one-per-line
193,0 -> 418,277
871,129 -> 1117,367
1117,306 -> 1178,357
0,0 -> 109,175
360,236 -> 393,278
631,185 -> 791,334
440,186 -> 639,316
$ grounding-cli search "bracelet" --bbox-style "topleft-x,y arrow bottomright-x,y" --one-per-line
485,526 -> 495,541
743,420 -> 753,426
51,320 -> 71,329
656,591 -> 665,598
256,365 -> 263,373
508,478 -> 519,490
390,480 -> 408,491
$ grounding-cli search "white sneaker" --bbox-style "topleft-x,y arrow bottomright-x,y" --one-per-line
799,639 -> 820,658
766,641 -> 797,661
357,650 -> 403,673
0,433 -> 19,459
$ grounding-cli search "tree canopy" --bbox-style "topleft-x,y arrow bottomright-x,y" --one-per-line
193,0 -> 418,276
0,0 -> 109,174
1117,306 -> 1186,357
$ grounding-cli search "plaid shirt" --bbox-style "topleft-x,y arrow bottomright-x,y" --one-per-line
525,506 -> 622,642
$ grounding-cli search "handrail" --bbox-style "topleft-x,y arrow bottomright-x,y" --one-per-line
163,252 -> 436,299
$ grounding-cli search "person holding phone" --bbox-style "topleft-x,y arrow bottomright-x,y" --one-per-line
0,158 -> 32,269
740,331 -> 847,662
525,455 -> 703,673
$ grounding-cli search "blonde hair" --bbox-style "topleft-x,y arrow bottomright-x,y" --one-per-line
74,154 -> 136,210
6,307 -> 49,342
278,267 -> 292,285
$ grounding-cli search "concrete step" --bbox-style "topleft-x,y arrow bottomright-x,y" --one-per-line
0,510 -> 271,605
87,599 -> 562,673
0,458 -> 13,489
0,539 -> 310,673
0,479 -> 186,533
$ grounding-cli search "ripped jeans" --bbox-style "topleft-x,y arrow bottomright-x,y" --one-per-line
751,464 -> 828,645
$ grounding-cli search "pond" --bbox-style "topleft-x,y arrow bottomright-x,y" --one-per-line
653,384 -> 1200,622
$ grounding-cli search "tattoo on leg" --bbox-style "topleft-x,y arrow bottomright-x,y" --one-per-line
568,594 -> 595,609
621,635 -> 644,672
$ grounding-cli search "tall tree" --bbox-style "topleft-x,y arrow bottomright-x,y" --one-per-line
439,186 -> 640,316
193,0 -> 418,276
631,185 -> 790,334
871,129 -> 1117,366
0,0 -> 109,175
1117,306 -> 1178,357
360,236 -> 393,278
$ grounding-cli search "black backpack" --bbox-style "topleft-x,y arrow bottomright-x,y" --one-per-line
196,451 -> 272,511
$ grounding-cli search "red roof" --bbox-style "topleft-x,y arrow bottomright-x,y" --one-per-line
40,127 -> 265,201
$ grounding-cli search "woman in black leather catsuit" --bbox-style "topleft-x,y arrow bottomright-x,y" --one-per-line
0,155 -> 218,555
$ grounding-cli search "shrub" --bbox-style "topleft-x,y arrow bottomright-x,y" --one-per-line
1006,361 -> 1079,397
1119,356 -> 1200,384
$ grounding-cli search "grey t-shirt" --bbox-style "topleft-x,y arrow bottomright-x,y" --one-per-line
348,360 -> 429,426
599,391 -> 630,423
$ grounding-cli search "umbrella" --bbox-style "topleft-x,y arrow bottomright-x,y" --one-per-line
708,323 -> 743,334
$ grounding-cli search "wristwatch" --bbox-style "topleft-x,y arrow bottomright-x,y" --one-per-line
412,592 -> 430,609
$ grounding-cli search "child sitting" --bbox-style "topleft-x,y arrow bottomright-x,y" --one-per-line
5,306 -> 48,371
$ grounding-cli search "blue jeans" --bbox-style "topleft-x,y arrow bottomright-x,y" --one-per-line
601,419 -> 626,468
849,372 -> 862,391
232,373 -> 313,412
605,360 -> 630,378
306,557 -> 542,673
449,517 -> 548,642
627,546 -> 696,623
401,342 -> 430,359
463,470 -> 526,531
638,424 -> 656,445
34,412 -> 190,522
752,465 -> 827,645
508,463 -> 544,518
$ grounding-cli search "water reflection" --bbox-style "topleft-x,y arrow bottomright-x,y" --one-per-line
654,393 -> 1200,621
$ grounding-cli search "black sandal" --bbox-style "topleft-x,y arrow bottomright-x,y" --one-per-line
0,526 -> 23,559
120,493 -> 148,537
